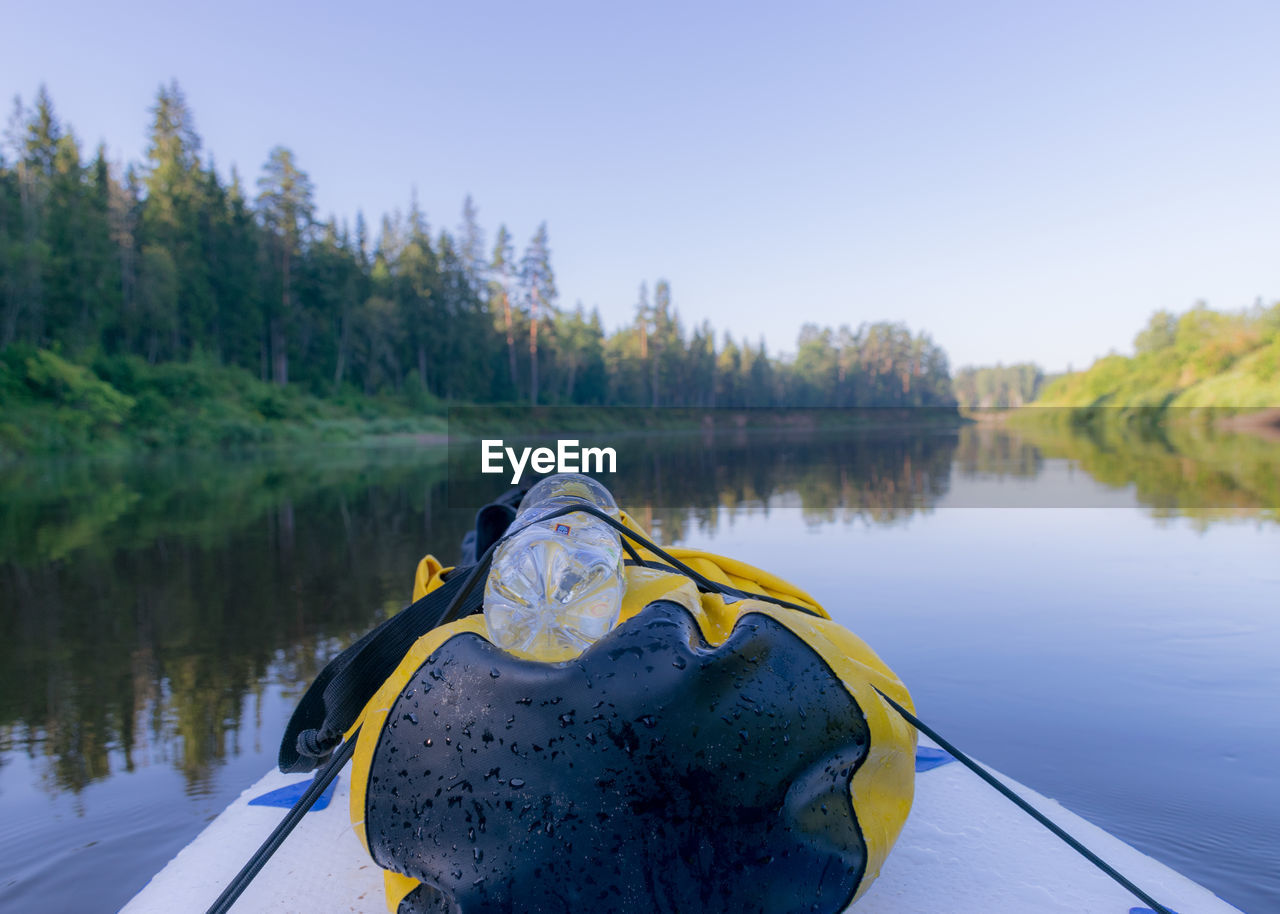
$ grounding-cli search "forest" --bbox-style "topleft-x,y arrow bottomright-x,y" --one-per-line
952,363 -> 1047,409
0,83 -> 955,454
1035,302 -> 1280,415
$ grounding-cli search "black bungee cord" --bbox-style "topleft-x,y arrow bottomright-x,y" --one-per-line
873,687 -> 1174,914
205,534 -> 506,914
204,731 -> 358,914
207,499 -> 1175,914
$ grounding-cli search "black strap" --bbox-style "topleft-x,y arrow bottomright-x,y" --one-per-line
278,571 -> 484,773
278,489 -> 533,774
619,534 -> 644,564
873,688 -> 1174,914
556,504 -> 822,617
625,557 -> 681,572
459,485 -> 526,565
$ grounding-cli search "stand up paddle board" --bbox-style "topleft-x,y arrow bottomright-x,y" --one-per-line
120,737 -> 1243,914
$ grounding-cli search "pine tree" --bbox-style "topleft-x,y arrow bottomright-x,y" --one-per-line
690,320 -> 717,407
7,90 -> 55,344
746,339 -> 773,406
357,231 -> 404,394
486,225 -> 517,399
716,334 -> 742,406
0,118 -> 23,346
206,166 -> 263,371
395,193 -> 440,394
141,81 -> 213,359
330,211 -> 371,388
635,281 -> 650,362
80,145 -> 121,352
650,281 -> 668,406
457,194 -> 486,296
256,146 -> 314,385
441,228 -> 494,402
554,303 -> 605,404
105,165 -> 142,352
43,103 -> 86,348
519,223 -> 555,405
624,282 -> 650,406
651,279 -> 683,407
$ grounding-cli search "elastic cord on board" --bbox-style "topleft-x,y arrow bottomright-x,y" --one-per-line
203,508 -> 564,911
873,687 -> 1174,914
205,730 -> 359,914
216,499 -> 1159,912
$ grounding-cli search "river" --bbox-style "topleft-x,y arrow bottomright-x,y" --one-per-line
1,420 -> 1276,912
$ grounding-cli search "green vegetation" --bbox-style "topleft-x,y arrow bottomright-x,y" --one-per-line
0,84 -> 955,457
1034,302 -> 1280,416
952,362 -> 1046,409
0,345 -> 445,454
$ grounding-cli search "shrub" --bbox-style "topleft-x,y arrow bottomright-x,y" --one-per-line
21,350 -> 134,431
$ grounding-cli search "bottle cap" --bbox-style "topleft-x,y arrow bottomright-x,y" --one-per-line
519,473 -> 619,518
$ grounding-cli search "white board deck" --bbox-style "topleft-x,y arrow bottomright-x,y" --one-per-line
121,740 -> 1244,914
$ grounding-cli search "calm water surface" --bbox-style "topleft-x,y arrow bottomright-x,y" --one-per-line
1,424 -> 1276,913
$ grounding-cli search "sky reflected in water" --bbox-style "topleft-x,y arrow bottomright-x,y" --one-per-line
1,424 -> 1276,912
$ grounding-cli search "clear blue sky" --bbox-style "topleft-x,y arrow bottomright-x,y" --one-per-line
5,0 -> 1278,372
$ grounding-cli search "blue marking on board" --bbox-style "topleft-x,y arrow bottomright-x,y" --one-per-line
1129,909 -> 1179,914
248,774 -> 338,811
915,746 -> 955,772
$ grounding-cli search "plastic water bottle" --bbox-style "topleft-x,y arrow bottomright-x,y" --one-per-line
484,474 -> 626,662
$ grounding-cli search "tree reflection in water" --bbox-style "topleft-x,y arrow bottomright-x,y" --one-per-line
2,419 -> 1277,796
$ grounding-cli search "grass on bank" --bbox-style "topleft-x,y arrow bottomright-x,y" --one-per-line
0,346 -> 447,458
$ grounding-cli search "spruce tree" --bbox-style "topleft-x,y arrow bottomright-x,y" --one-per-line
141,81 -> 213,359
457,194 -> 486,296
518,223 -> 555,405
489,224 -> 518,399
256,146 -> 314,385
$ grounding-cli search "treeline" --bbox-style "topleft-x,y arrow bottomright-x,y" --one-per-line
1036,302 -> 1280,413
0,83 -> 955,418
952,363 -> 1045,409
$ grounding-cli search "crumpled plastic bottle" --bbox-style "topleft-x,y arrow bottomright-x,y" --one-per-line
483,474 -> 625,662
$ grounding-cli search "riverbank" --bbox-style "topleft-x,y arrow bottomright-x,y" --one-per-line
445,404 -> 965,439
0,346 -> 448,459
1,346 -> 968,461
